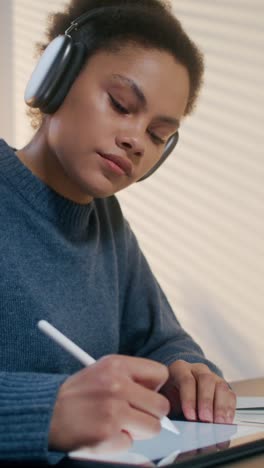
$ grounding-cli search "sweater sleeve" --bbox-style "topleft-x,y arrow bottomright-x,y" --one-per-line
0,372 -> 68,463
119,221 -> 223,378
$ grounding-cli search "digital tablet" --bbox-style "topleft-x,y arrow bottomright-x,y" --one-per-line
69,420 -> 264,467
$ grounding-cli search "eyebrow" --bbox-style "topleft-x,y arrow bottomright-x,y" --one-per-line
111,74 -> 180,129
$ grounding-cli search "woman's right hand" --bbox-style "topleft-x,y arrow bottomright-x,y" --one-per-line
48,354 -> 170,453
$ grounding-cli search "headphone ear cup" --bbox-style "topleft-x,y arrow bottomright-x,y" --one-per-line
24,35 -> 86,114
137,131 -> 179,182
41,42 -> 86,113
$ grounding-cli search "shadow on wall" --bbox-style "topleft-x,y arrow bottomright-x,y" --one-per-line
179,275 -> 259,381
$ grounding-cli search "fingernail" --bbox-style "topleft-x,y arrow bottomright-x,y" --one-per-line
215,416 -> 225,423
202,409 -> 213,422
187,408 -> 196,420
226,412 -> 234,424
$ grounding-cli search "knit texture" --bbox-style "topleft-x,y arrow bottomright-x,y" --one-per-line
0,139 -> 222,461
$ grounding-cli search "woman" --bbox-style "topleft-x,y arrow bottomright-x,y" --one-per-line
0,0 -> 236,462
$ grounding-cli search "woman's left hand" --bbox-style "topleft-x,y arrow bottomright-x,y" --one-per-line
161,360 -> 237,424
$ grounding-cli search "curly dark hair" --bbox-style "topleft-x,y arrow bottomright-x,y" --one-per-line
27,0 -> 204,129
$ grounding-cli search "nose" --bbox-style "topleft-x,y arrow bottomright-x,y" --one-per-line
115,135 -> 145,157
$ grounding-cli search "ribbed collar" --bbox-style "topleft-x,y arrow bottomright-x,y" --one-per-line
0,139 -> 95,238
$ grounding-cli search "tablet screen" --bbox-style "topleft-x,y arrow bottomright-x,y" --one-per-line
69,421 -> 264,466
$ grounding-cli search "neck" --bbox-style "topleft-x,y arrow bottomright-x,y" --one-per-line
16,120 -> 93,205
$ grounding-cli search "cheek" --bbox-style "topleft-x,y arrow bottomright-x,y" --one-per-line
52,93 -> 113,150
47,115 -> 72,154
47,109 -> 92,158
47,115 -> 84,173
134,148 -> 163,181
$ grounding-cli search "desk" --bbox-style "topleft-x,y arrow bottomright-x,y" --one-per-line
2,378 -> 264,468
217,377 -> 264,467
231,377 -> 264,397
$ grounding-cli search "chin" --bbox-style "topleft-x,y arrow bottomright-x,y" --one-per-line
77,178 -> 117,200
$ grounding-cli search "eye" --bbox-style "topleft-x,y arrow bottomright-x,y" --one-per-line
109,94 -> 129,114
148,131 -> 166,145
109,93 -> 165,145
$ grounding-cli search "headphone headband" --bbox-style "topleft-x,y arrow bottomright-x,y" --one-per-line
65,8 -> 116,35
65,5 -> 150,36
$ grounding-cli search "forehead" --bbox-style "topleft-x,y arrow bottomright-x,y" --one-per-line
79,45 -> 190,117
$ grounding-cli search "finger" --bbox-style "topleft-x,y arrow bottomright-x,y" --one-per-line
216,440 -> 231,450
160,381 -> 182,416
214,381 -> 237,424
121,355 -> 169,390
97,395 -> 163,441
126,380 -> 170,419
73,367 -> 170,420
171,362 -> 197,421
64,355 -> 169,398
198,445 -> 216,455
85,429 -> 133,454
100,355 -> 169,391
122,404 -> 162,440
176,449 -> 198,461
192,367 -> 216,423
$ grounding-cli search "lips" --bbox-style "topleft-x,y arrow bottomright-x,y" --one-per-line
98,152 -> 133,177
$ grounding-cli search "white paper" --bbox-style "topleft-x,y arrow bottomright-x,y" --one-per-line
235,411 -> 264,426
235,397 -> 264,425
236,396 -> 264,409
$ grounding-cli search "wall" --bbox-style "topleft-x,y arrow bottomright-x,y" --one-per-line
1,0 -> 263,380
119,1 -> 264,380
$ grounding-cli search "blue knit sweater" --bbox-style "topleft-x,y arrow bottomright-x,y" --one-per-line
0,139 -> 222,462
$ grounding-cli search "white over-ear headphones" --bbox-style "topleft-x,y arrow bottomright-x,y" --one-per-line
24,6 -> 179,181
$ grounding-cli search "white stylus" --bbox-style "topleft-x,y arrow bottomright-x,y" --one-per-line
37,319 -> 179,435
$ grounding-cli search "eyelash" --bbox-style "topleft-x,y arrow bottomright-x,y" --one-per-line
108,94 -> 166,146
